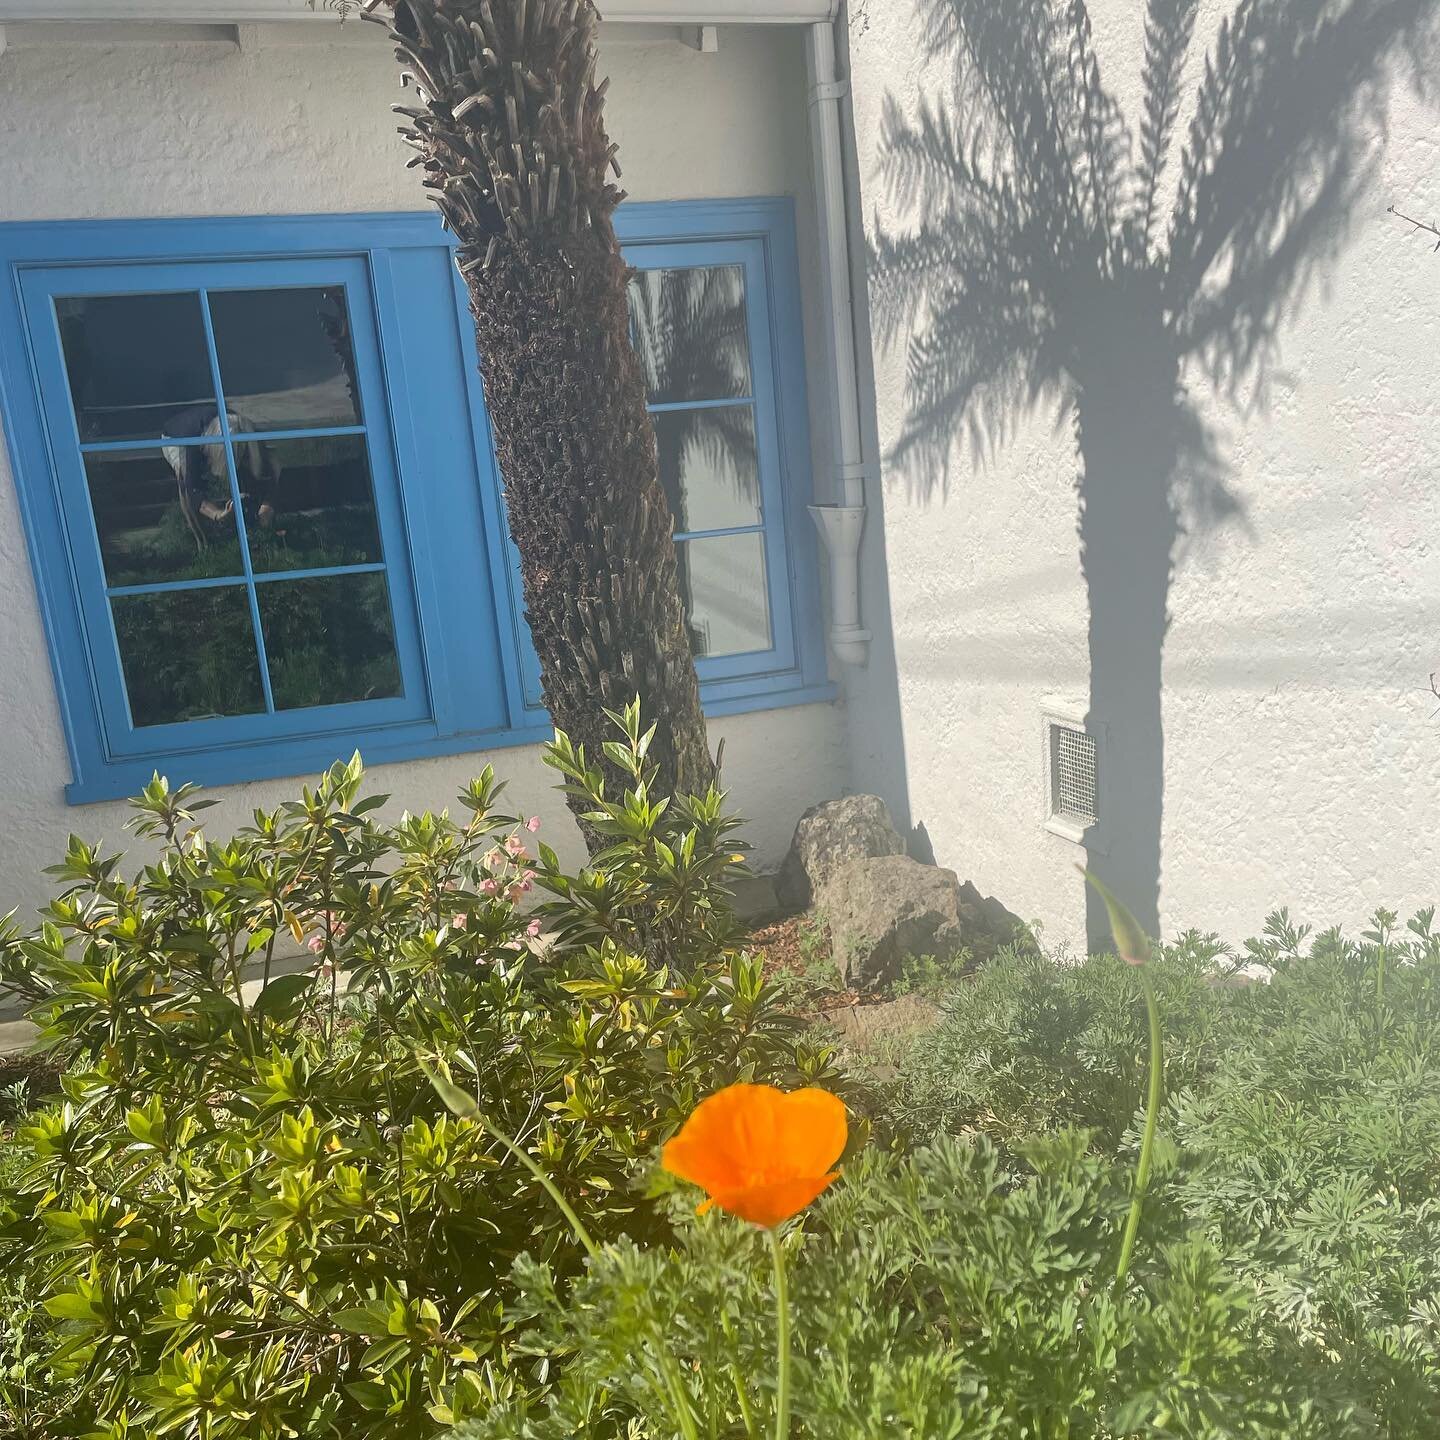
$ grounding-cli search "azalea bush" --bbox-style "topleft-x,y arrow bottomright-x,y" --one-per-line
0,706 -> 835,1439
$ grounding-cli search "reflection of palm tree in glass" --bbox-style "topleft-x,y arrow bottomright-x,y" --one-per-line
872,0 -> 1436,942
628,266 -> 759,535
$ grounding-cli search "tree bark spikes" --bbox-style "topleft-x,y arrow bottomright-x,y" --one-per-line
373,0 -> 714,838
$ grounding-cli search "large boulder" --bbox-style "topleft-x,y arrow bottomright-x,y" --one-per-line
818,855 -> 1025,990
776,795 -> 906,912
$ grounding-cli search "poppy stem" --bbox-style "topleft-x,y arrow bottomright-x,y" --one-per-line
418,1054 -> 599,1259
769,1228 -> 792,1440
1114,964 -> 1163,1293
474,1111 -> 599,1261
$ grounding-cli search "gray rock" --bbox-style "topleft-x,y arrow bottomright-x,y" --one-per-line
818,854 -> 1025,990
776,795 -> 906,912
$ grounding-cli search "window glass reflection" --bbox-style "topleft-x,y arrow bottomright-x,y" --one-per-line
239,434 -> 383,575
676,533 -> 771,657
653,406 -> 760,533
629,265 -> 752,405
58,293 -> 215,443
209,286 -> 361,433
111,586 -> 266,726
85,447 -> 243,588
258,572 -> 402,711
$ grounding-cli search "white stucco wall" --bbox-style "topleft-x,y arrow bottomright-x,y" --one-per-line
847,0 -> 1440,949
0,22 -> 847,922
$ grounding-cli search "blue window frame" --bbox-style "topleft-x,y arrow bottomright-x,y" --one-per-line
0,201 -> 831,803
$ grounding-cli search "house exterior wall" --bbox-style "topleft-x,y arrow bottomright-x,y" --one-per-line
846,0 -> 1440,950
0,22 -> 847,922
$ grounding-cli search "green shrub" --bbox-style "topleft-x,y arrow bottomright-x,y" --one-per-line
0,707 -> 834,1439
869,907 -> 1440,1436
461,1134 -> 1371,1440
1169,911 -> 1440,1436
877,930 -> 1247,1149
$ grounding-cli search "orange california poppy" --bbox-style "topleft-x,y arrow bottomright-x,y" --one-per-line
661,1082 -> 848,1229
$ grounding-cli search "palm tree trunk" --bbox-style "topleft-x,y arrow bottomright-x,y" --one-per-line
375,0 -> 713,834
1073,334 -> 1181,951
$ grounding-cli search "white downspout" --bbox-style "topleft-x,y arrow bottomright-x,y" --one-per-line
806,16 -> 871,667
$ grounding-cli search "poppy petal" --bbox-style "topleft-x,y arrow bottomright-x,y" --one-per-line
770,1088 -> 848,1177
661,1083 -> 779,1193
708,1172 -> 841,1229
661,1083 -> 849,1229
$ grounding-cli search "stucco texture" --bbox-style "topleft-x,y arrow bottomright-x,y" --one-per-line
847,0 -> 1440,949
0,23 -> 846,922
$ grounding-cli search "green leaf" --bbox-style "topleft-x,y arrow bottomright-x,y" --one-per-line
332,1306 -> 388,1337
45,1290 -> 104,1324
251,972 -> 317,1022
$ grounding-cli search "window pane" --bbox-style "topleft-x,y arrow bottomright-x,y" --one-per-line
209,286 -> 361,433
653,406 -> 760,533
238,434 -> 383,575
677,533 -> 771,658
57,293 -> 216,443
629,265 -> 753,405
84,447 -> 244,588
111,586 -> 265,726
258,572 -> 402,711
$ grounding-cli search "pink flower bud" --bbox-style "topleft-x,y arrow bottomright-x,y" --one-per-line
480,878 -> 500,897
505,835 -> 529,859
526,918 -> 542,938
526,816 -> 542,833
307,934 -> 326,954
483,848 -> 506,872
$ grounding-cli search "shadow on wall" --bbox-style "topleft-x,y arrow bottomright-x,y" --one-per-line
868,0 -> 1439,948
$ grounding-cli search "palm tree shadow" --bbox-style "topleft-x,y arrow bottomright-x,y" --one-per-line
870,0 -> 1439,946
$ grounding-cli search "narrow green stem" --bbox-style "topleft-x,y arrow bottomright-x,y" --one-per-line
655,1342 -> 702,1440
769,1229 -> 792,1440
720,1312 -> 760,1440
1115,966 -> 1164,1293
473,1111 -> 598,1260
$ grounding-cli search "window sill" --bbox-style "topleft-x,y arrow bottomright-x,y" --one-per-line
63,680 -> 840,805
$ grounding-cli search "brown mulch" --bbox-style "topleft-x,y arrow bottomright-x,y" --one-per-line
747,913 -> 868,1015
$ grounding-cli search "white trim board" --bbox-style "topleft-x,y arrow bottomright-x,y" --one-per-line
0,0 -> 835,23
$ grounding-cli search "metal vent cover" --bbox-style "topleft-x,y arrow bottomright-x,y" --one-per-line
1049,722 -> 1099,827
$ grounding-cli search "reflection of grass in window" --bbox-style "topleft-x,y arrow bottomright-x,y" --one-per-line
105,503 -> 381,586
112,588 -> 265,727
267,643 -> 399,711
260,572 -> 401,711
246,504 -> 380,576
103,505 -> 245,588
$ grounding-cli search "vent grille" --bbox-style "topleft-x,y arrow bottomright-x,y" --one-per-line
1050,724 -> 1099,827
